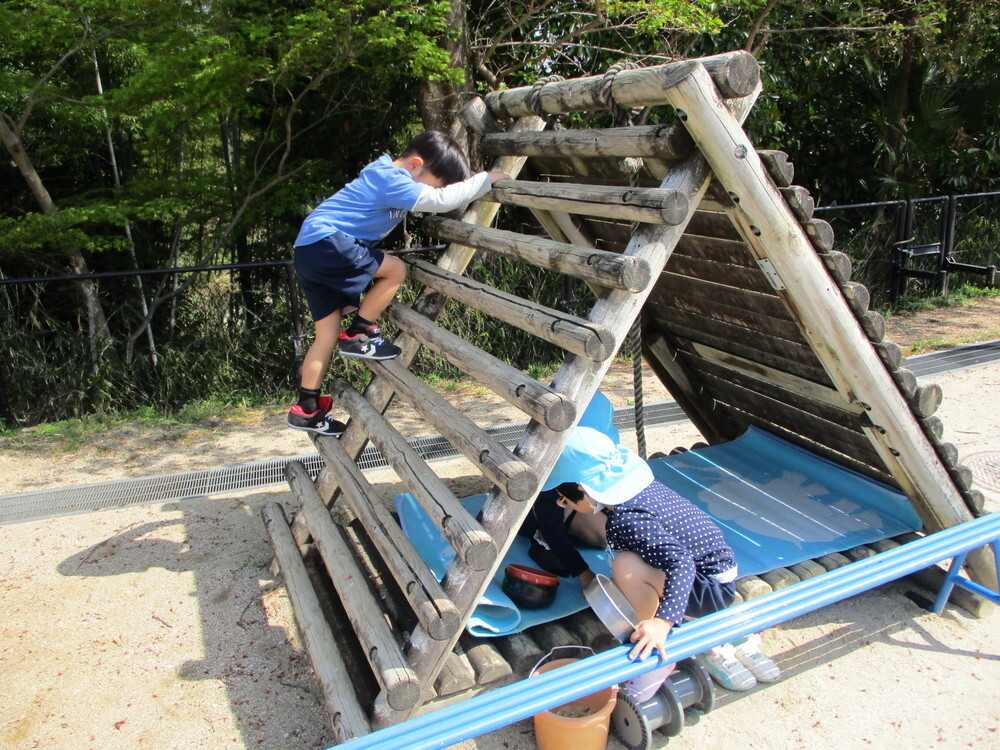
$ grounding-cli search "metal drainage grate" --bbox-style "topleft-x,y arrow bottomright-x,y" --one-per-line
3,340 -> 995,526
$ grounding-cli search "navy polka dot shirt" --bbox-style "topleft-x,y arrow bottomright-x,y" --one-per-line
606,480 -> 736,624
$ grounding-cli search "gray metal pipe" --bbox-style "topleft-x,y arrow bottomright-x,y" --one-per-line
329,512 -> 1000,750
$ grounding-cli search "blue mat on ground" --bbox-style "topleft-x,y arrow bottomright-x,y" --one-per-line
650,427 -> 923,577
396,426 -> 923,637
395,492 -> 613,638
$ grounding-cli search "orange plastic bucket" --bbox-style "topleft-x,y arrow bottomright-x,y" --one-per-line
530,653 -> 617,750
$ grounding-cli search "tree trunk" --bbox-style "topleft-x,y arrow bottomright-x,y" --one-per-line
0,111 -> 112,366
417,0 -> 474,141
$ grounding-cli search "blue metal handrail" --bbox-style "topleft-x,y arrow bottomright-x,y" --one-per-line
329,512 -> 1000,750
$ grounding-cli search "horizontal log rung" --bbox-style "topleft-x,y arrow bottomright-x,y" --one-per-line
485,179 -> 689,226
407,258 -> 617,362
423,216 -> 651,293
479,125 -> 694,160
330,379 -> 497,572
387,302 -> 576,432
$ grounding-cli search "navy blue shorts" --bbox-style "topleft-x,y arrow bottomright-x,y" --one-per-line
293,232 -> 385,321
685,570 -> 737,619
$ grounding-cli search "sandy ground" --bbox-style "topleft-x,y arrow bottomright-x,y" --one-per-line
2,345 -> 1000,748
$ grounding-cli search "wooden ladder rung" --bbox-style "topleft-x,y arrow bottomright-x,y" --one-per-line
387,302 -> 576,432
366,358 -> 538,502
479,124 -> 694,160
287,459 -> 460,642
284,467 -> 421,711
331,379 -> 497,571
485,178 -> 690,225
260,502 -> 371,741
423,216 -> 651,293
407,258 -> 617,362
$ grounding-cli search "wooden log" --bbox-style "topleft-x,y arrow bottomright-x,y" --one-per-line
479,124 -> 695,160
842,545 -> 877,562
910,382 -> 943,418
803,218 -> 836,252
330,379 -> 497,571
818,250 -> 853,284
406,258 -> 617,361
495,631 -> 546,675
662,62 -> 992,593
460,634 -> 514,685
484,52 -> 759,118
948,463 -> 974,492
759,567 -> 800,590
662,252 -> 778,296
935,441 -> 959,466
967,489 -> 986,514
674,232 -> 758,269
841,281 -> 871,313
484,179 -> 690,225
261,502 -> 371,741
780,186 -> 815,222
655,271 -> 791,319
433,652 -> 477,697
686,344 -> 863,416
875,340 -> 903,371
286,468 -> 420,711
566,608 -> 620,652
387,303 -> 575,432
365,357 -> 537,501
684,209 -> 743,241
920,415 -> 945,441
814,552 -> 852,571
757,150 -> 794,186
528,621 -> 580,654
291,456 -> 460,642
891,367 -> 918,397
735,575 -> 773,600
788,559 -> 827,580
860,310 -> 887,343
423,215 -> 651,293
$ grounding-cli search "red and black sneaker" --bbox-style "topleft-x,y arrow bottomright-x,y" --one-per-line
338,326 -> 401,360
286,404 -> 346,436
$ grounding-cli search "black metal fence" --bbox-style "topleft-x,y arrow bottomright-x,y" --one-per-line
815,191 -> 999,305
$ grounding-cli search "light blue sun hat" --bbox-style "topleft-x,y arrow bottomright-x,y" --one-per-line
577,390 -> 619,444
542,426 -> 654,505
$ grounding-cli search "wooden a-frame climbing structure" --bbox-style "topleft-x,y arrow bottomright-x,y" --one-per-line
259,50 -> 995,744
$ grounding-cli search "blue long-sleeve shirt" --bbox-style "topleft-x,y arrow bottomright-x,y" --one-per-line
606,481 -> 736,624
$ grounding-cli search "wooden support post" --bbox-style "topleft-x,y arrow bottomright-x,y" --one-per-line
286,466 -> 420,711
660,61 -> 996,595
387,303 -> 575,432
406,258 -> 617,361
288,459 -> 460,642
328,380 -> 497,571
261,502 -> 371,741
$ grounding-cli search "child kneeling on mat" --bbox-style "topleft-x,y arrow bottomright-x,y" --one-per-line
542,425 -> 780,696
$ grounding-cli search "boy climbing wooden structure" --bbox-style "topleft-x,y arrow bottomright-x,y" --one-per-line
259,50 -> 998,746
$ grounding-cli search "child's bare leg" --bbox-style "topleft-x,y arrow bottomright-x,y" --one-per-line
357,254 -> 406,322
300,310 -> 341,390
612,551 -> 666,620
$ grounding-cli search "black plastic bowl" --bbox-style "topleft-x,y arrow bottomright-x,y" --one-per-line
502,564 -> 559,609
